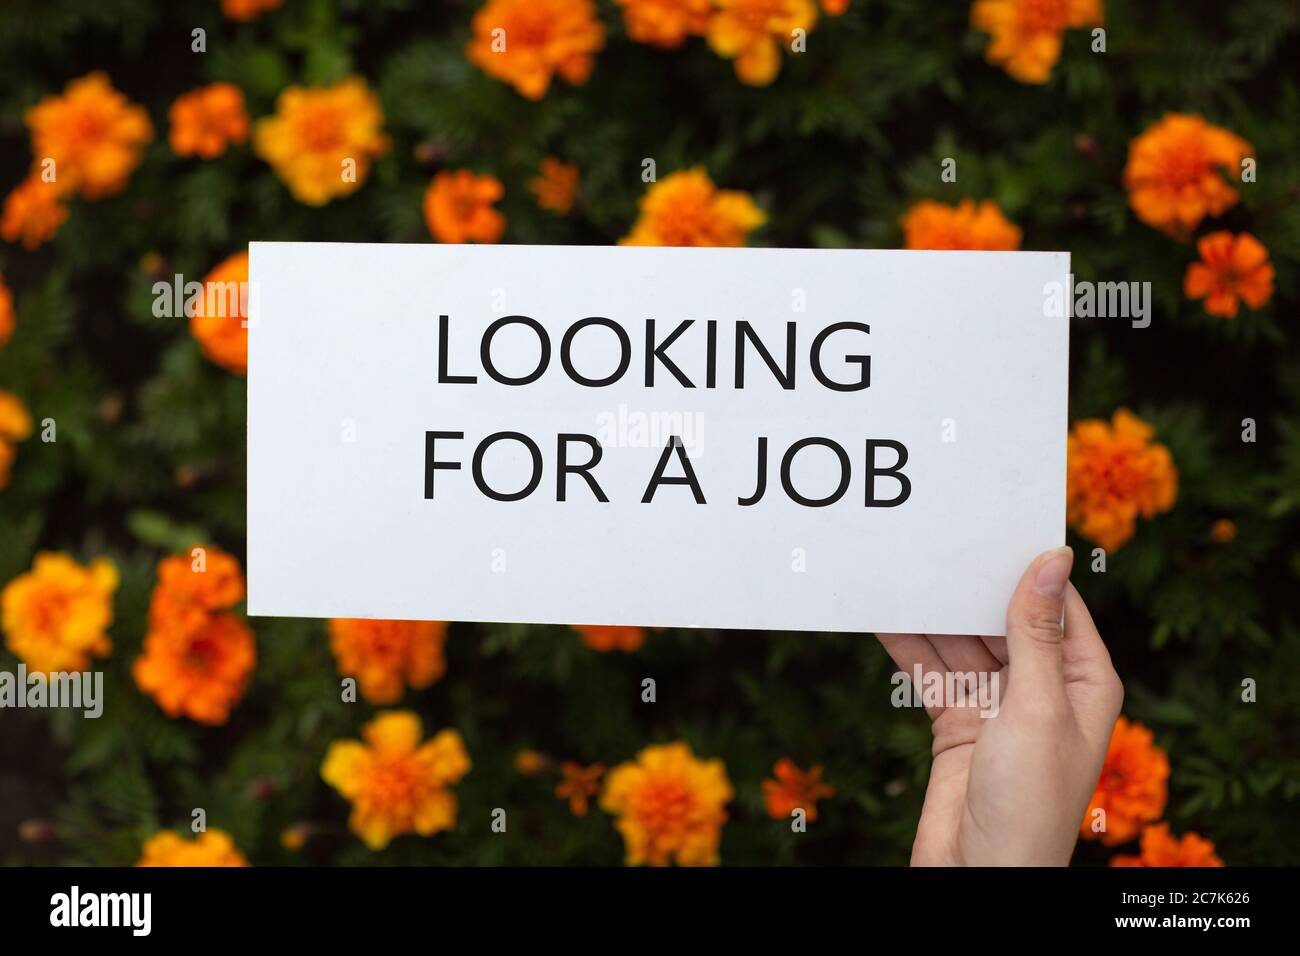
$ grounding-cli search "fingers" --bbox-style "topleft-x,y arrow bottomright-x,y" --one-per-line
876,632 -> 947,720
980,635 -> 1009,666
877,631 -> 1004,721
929,633 -> 1002,675
1062,583 -> 1109,668
1003,546 -> 1074,702
1063,584 -> 1124,737
876,632 -> 939,675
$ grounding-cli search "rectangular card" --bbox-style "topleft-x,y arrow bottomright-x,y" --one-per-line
247,242 -> 1068,635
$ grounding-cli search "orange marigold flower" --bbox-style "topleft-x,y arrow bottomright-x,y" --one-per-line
2,174 -> 69,250
321,711 -> 471,850
0,390 -> 33,443
169,83 -> 249,159
515,748 -> 548,775
616,0 -> 712,49
281,823 -> 316,851
280,824 -> 310,851
423,169 -> 506,243
707,0 -> 819,86
820,0 -> 850,13
135,545 -> 253,725
1066,409 -> 1177,553
530,157 -> 579,214
134,612 -> 256,725
1123,114 -> 1252,236
556,761 -> 606,816
901,198 -> 1022,250
253,77 -> 389,206
328,619 -> 449,704
468,0 -> 606,100
0,389 -> 33,490
971,0 -> 1103,84
147,546 -> 245,634
573,624 -> 647,652
0,273 -> 13,350
0,442 -> 16,490
600,741 -> 733,866
1110,823 -> 1223,867
1183,231 -> 1274,320
761,759 -> 835,821
25,72 -> 152,200
137,829 -> 249,867
1209,518 -> 1237,544
190,250 -> 249,375
1,552 -> 117,674
621,168 -> 765,246
220,0 -> 283,22
1081,716 -> 1169,846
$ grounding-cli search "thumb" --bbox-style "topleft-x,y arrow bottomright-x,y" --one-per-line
1004,546 -> 1074,697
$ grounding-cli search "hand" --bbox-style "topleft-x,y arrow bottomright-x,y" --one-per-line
878,546 -> 1123,866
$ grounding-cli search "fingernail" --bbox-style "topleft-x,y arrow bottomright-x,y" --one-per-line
1034,547 -> 1073,597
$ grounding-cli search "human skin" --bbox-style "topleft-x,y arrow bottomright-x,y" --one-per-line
878,547 -> 1124,866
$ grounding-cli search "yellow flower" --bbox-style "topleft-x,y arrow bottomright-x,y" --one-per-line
616,0 -> 713,49
621,168 -> 765,246
322,711 -> 471,850
707,0 -> 819,86
2,175 -> 69,251
253,78 -> 389,206
137,829 -> 249,866
467,0 -> 606,100
600,742 -> 733,866
25,72 -> 153,200
971,0 -> 1103,84
2,552 -> 118,674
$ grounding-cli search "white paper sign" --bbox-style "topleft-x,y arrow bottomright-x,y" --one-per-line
247,242 -> 1068,636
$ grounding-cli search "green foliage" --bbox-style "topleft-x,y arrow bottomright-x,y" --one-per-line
1,0 -> 1298,866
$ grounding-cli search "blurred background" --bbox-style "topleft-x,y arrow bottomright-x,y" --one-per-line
0,0 -> 1297,866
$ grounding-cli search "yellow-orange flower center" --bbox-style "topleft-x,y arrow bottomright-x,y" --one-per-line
633,776 -> 695,829
293,108 -> 345,152
1018,0 -> 1072,32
